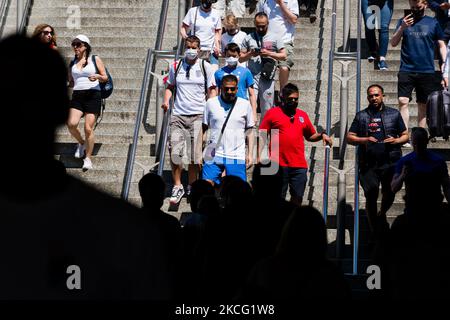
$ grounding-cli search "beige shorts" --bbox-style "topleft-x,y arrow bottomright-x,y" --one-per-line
278,41 -> 294,70
168,114 -> 203,165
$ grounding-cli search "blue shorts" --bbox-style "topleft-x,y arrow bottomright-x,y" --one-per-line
202,157 -> 246,185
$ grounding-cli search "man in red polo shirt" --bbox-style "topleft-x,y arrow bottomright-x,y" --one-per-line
258,83 -> 332,206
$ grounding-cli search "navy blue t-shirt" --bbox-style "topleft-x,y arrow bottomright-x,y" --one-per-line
395,16 -> 445,73
395,150 -> 448,176
367,110 -> 385,142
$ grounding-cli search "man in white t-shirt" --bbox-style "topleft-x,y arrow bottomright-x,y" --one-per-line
258,0 -> 299,90
162,35 -> 217,205
200,74 -> 255,186
181,0 -> 222,69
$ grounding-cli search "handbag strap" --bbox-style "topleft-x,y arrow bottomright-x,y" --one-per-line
215,98 -> 237,148
193,7 -> 198,36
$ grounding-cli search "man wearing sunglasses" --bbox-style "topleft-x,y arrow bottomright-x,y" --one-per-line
258,83 -> 332,207
200,74 -> 255,186
347,84 -> 409,242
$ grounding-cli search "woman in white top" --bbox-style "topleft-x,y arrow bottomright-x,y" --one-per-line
67,34 -> 107,170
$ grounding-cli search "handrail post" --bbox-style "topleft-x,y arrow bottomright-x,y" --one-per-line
335,0 -> 353,260
353,0 -> 363,276
122,48 -> 154,200
177,0 -> 186,51
343,0 -> 351,52
16,0 -> 23,33
323,0 -> 338,223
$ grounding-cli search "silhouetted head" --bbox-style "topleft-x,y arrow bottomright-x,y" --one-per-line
138,173 -> 166,210
411,127 -> 428,154
219,176 -> 252,210
197,195 -> 220,217
0,35 -> 69,169
189,179 -> 215,213
251,164 -> 283,204
276,206 -> 328,261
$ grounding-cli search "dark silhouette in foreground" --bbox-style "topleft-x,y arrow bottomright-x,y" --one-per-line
239,206 -> 350,300
0,35 -> 173,299
389,127 -> 450,299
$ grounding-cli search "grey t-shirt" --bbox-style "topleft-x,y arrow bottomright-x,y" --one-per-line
242,32 -> 285,76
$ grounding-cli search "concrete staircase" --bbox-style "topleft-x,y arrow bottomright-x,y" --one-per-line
236,0 -> 450,276
8,0 -> 179,206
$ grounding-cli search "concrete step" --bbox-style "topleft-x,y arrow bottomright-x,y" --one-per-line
59,46 -> 153,58
67,168 -> 144,184
55,132 -> 153,144
29,7 -> 173,17
56,37 -> 155,48
31,0 -> 160,8
54,142 -> 153,158
56,154 -> 153,171
27,17 -> 179,29
56,122 -> 147,135
44,26 -> 161,38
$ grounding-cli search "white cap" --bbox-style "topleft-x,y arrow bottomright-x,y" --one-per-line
74,34 -> 90,45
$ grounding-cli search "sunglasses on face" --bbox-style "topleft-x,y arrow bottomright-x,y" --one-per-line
71,42 -> 83,48
286,97 -> 299,103
223,86 -> 238,92
42,31 -> 54,36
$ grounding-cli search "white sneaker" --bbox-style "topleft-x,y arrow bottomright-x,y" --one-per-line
402,142 -> 412,148
74,143 -> 86,159
82,157 -> 93,170
169,185 -> 185,205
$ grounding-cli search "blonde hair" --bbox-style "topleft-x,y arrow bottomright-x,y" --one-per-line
224,14 -> 239,29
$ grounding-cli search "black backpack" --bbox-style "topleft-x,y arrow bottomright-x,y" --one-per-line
173,58 -> 207,98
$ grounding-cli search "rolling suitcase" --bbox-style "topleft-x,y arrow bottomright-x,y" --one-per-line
426,90 -> 450,140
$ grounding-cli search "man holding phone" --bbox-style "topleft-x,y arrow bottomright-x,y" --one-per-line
240,12 -> 286,121
347,84 -> 409,241
391,0 -> 447,133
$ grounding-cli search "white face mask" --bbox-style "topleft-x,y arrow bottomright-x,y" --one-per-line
185,48 -> 198,60
225,56 -> 239,67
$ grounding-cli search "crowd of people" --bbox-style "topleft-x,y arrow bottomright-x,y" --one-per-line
0,0 -> 449,301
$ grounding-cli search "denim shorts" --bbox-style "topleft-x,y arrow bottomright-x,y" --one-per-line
278,166 -> 308,200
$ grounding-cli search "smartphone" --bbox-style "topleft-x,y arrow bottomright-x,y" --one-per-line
404,9 -> 412,18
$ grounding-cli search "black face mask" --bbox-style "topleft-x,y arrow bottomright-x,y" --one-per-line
222,92 -> 236,103
201,1 -> 212,10
257,28 -> 267,36
283,101 -> 298,111
412,8 -> 425,20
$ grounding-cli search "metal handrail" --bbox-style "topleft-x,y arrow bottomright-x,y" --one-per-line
322,0 -> 338,224
353,0 -> 362,276
156,0 -> 194,176
18,0 -> 32,35
0,0 -> 11,38
122,0 -> 171,200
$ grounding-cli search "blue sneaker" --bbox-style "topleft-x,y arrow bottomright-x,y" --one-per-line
378,60 -> 388,70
